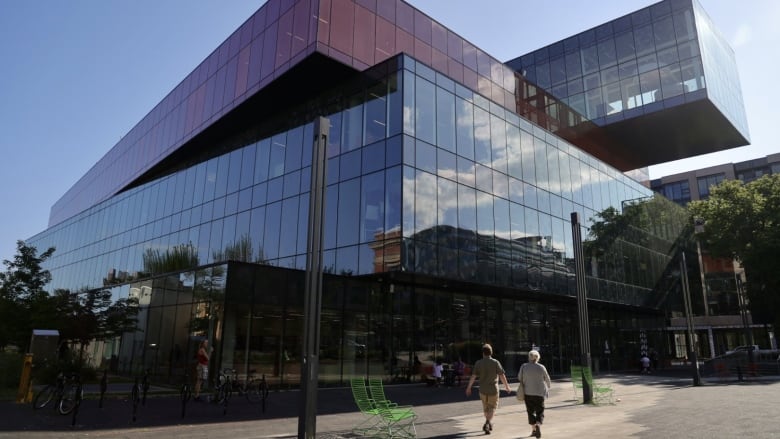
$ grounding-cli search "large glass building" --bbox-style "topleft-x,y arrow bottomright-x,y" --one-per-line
27,0 -> 747,386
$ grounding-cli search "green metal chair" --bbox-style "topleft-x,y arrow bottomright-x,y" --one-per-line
352,377 -> 417,438
368,378 -> 403,408
375,402 -> 418,438
581,366 -> 616,405
349,378 -> 383,436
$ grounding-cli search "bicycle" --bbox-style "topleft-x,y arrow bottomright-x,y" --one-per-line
221,368 -> 268,403
130,371 -> 145,422
212,369 -> 233,405
32,372 -> 81,415
180,370 -> 192,418
58,374 -> 82,415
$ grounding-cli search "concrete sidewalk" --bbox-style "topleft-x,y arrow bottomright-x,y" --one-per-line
1,373 -> 779,438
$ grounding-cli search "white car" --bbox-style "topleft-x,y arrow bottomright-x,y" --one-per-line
725,345 -> 759,355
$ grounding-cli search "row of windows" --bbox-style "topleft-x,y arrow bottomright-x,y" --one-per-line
545,39 -> 701,99
514,6 -> 706,122
521,0 -> 693,64
525,8 -> 697,90
401,68 -> 650,211
568,56 -> 705,120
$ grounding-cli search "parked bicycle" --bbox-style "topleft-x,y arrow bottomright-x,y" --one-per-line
33,371 -> 81,415
212,369 -> 233,406
180,370 -> 192,418
221,368 -> 268,403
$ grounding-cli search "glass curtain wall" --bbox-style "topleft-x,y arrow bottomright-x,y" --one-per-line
28,54 -> 689,386
398,56 -> 678,308
511,0 -> 707,123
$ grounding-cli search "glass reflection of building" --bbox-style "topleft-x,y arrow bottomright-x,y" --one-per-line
27,0 -> 747,385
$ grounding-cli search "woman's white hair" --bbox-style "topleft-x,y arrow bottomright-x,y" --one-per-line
528,350 -> 541,362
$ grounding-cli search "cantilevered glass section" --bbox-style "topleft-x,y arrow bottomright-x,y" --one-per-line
692,0 -> 749,138
505,0 -> 749,170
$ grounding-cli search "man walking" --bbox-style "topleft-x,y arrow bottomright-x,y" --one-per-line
466,344 -> 511,434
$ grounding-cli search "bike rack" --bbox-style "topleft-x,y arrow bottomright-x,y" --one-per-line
131,376 -> 140,422
70,382 -> 83,427
98,370 -> 108,408
141,369 -> 150,406
180,372 -> 191,419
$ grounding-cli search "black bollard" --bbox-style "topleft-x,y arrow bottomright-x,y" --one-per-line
142,369 -> 150,406
71,382 -> 83,427
181,382 -> 191,418
261,374 -> 267,414
132,377 -> 140,422
737,365 -> 744,382
99,370 -> 108,409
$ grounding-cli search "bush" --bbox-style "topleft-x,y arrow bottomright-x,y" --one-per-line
30,349 -> 99,385
0,352 -> 23,389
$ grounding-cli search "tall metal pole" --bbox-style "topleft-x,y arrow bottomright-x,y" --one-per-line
570,212 -> 592,403
680,252 -> 701,386
298,117 -> 329,438
695,240 -> 710,317
735,275 -> 755,364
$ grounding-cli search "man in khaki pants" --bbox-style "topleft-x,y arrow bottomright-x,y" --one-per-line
466,344 -> 511,435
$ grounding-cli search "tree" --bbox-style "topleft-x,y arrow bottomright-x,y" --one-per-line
56,288 -> 139,362
0,241 -> 140,359
142,243 -> 199,275
688,174 -> 780,329
0,241 -> 56,350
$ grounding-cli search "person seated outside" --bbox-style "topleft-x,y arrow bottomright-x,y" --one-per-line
640,353 -> 651,374
453,357 -> 466,386
432,359 -> 443,387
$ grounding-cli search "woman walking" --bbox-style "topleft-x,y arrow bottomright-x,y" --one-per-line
518,350 -> 551,438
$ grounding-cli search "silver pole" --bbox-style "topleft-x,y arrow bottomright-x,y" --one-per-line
298,117 -> 329,438
570,212 -> 592,403
680,252 -> 701,386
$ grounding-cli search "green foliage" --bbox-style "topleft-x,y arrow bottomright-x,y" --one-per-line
585,194 -> 688,258
0,242 -> 139,360
212,234 -> 255,262
0,240 -> 55,301
0,352 -> 23,389
582,195 -> 689,304
689,174 -> 780,327
142,243 -> 199,275
32,350 -> 99,386
55,289 -> 140,357
0,241 -> 56,350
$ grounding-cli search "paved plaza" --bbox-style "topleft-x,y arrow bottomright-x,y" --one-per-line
1,371 -> 778,438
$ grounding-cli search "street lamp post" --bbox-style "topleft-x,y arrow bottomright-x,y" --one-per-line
735,274 -> 755,364
680,252 -> 701,386
570,212 -> 592,403
298,117 -> 329,439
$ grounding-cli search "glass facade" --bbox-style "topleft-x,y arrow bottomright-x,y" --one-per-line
28,0 -> 741,386
28,53 -> 688,385
508,0 -> 707,125
693,0 -> 749,138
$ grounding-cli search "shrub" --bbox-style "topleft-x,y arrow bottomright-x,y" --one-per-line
0,352 -> 23,389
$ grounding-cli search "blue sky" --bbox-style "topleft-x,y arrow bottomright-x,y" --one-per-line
0,0 -> 776,264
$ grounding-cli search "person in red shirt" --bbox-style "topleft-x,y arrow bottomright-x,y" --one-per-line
194,339 -> 211,400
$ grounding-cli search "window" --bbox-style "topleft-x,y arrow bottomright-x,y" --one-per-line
657,180 -> 690,205
696,174 -> 723,198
